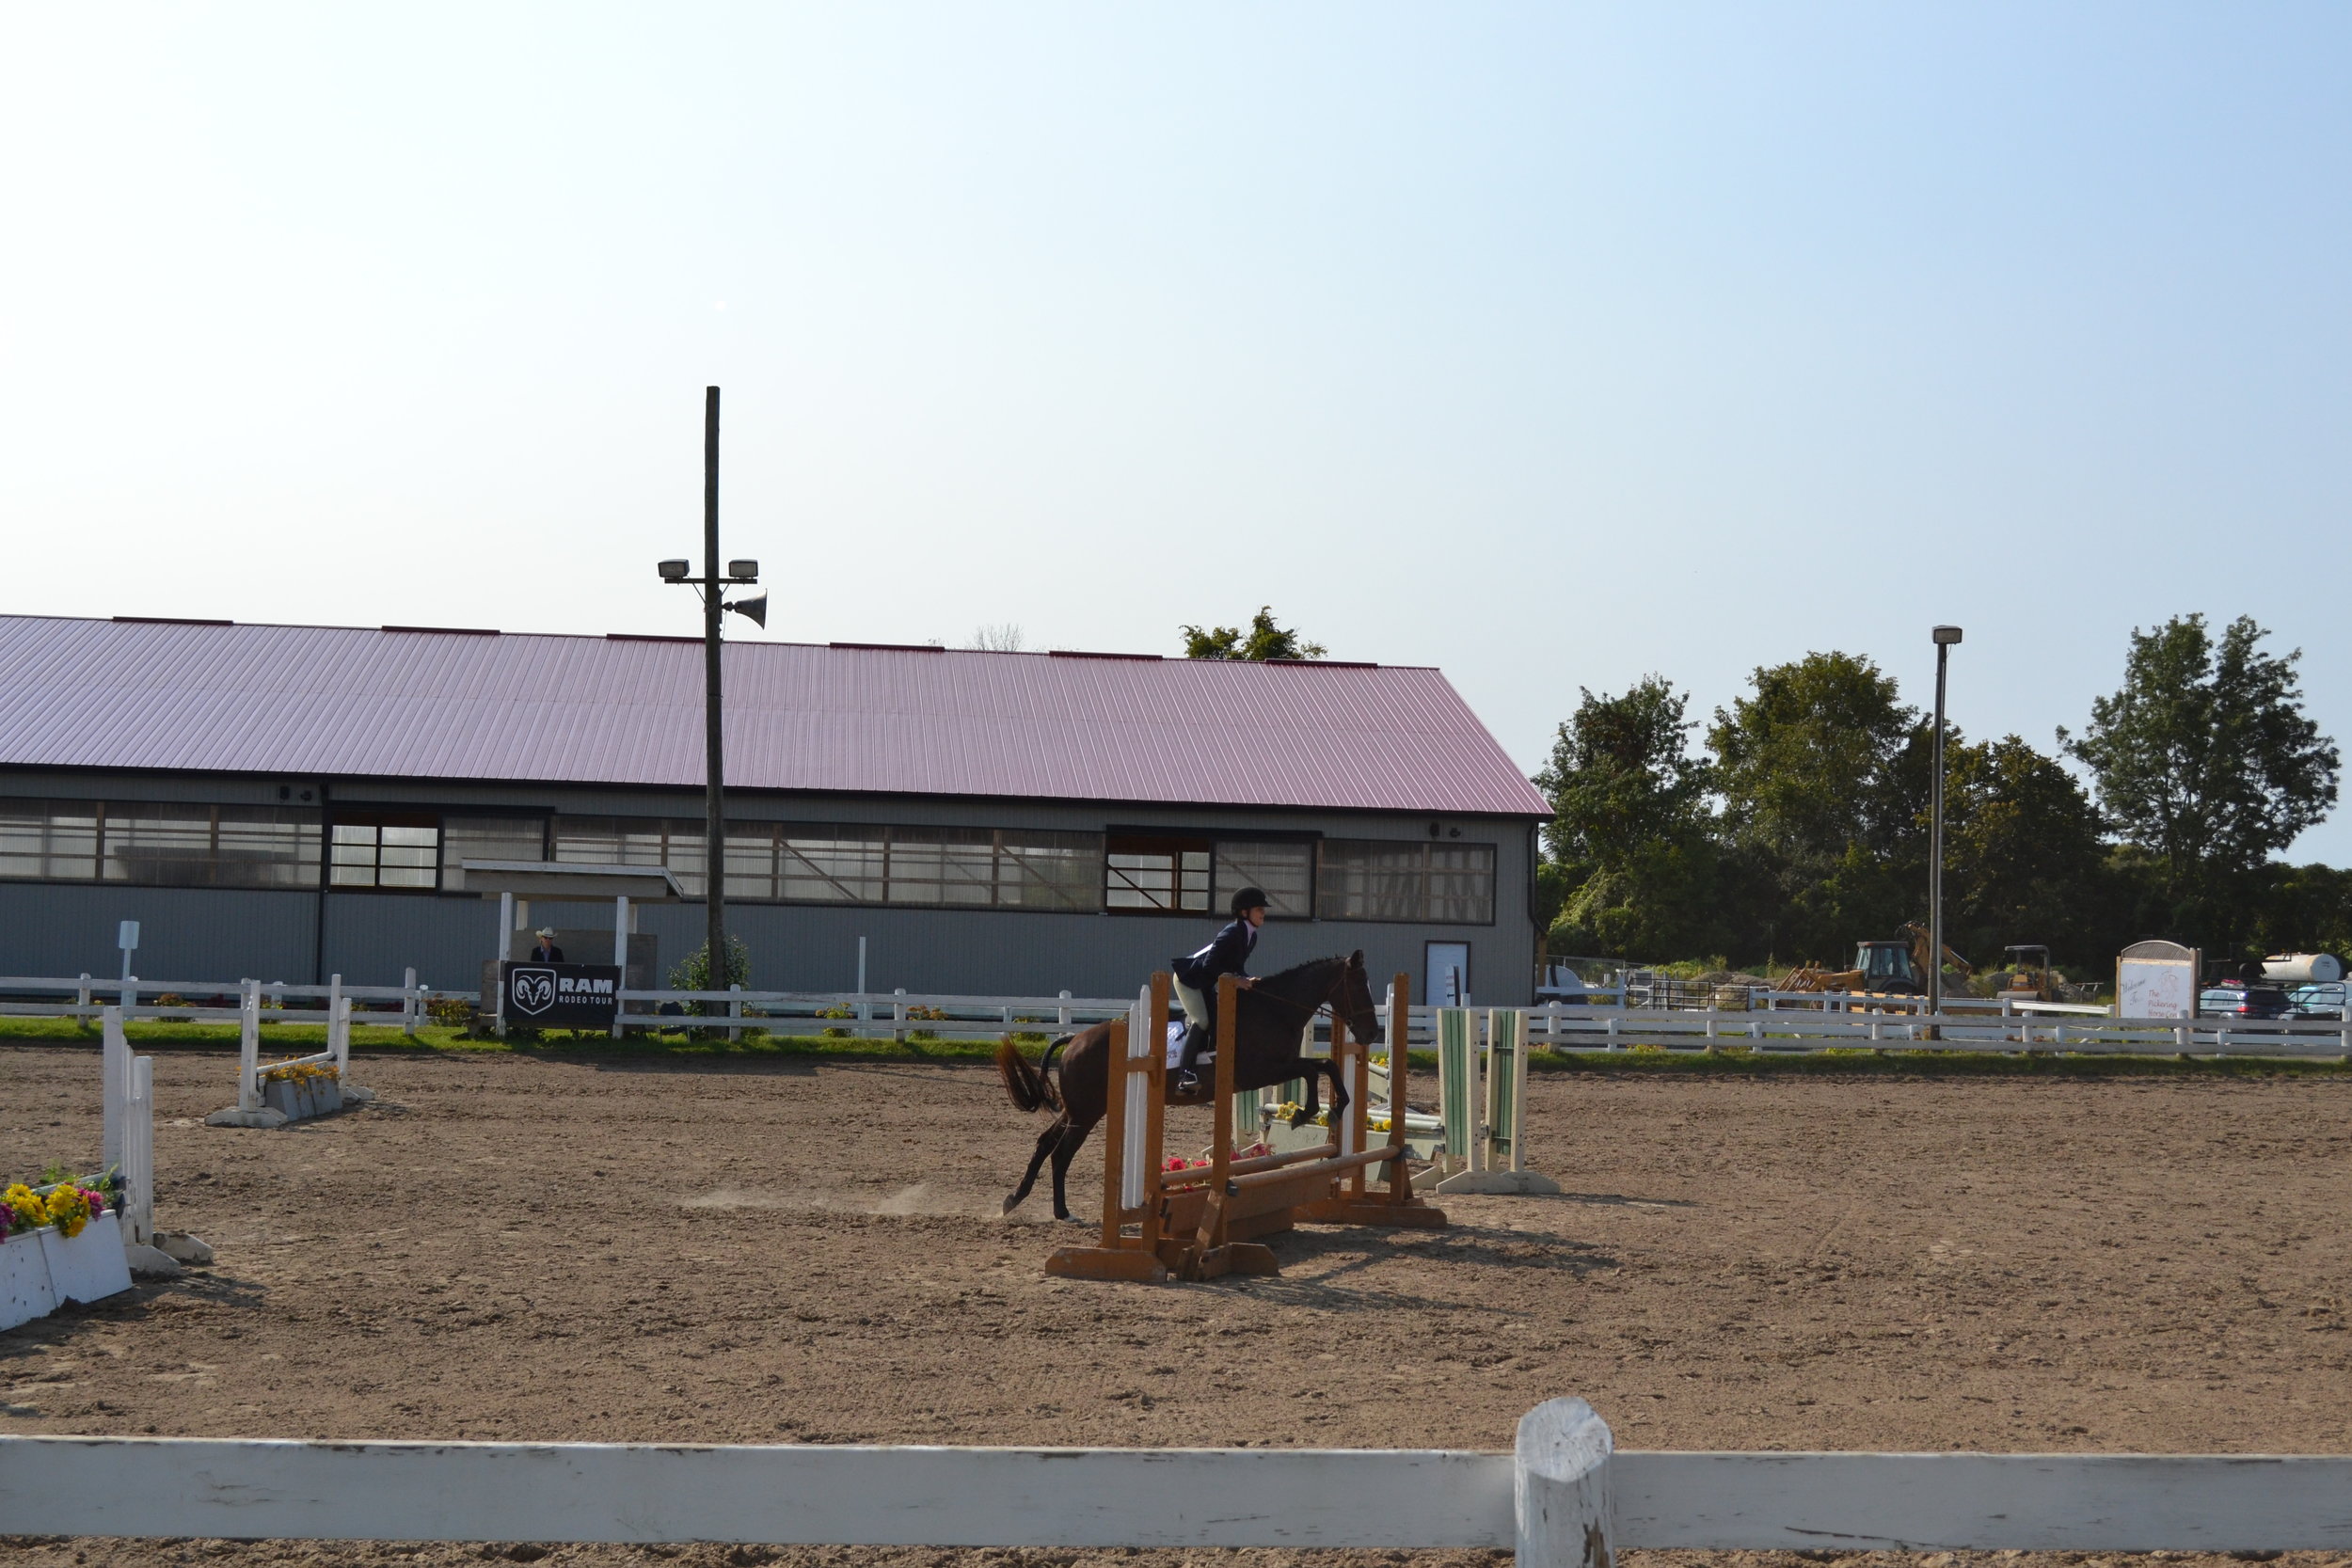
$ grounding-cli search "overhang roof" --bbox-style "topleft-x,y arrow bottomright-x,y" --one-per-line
0,616 -> 1550,818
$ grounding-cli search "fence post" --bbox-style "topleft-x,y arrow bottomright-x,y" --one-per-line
1058,990 -> 1071,1029
893,987 -> 907,1043
239,980 -> 262,1113
331,992 -> 352,1077
730,983 -> 743,1037
1514,1398 -> 1614,1568
77,973 -> 91,1012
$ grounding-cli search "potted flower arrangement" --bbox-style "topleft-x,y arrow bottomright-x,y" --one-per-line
1,1174 -> 133,1332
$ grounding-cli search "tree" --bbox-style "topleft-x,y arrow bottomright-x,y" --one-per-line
1708,653 -> 1922,869
1534,677 -> 1709,869
968,624 -> 1027,652
1180,607 -> 1327,661
2062,614 -> 2339,883
1534,678 -> 1724,960
1938,735 -> 2111,968
1708,653 -> 1927,960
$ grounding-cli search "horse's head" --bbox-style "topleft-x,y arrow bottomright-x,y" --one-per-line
1337,950 -> 1384,1045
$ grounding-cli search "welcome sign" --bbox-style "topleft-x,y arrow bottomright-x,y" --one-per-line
501,961 -> 623,1028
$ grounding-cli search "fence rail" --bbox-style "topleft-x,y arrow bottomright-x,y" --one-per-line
5,974 -> 2349,1059
3,1401 -> 2347,1557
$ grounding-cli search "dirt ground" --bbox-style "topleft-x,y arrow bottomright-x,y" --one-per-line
4,1044 -> 2349,1568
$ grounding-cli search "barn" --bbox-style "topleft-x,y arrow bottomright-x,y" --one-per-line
0,615 -> 1549,1002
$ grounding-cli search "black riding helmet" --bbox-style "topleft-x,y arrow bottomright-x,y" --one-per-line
1230,886 -> 1270,916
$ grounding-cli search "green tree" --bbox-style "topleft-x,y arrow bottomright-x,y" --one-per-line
2061,614 -> 2339,885
1533,678 -> 1725,960
1709,653 -> 1922,868
1708,652 -> 1927,961
1939,735 -> 2111,969
1534,676 -> 1709,868
1180,607 -> 1327,661
670,934 -> 754,1020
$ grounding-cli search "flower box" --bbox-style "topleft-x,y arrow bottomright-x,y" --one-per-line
262,1072 -> 344,1121
1,1212 -> 133,1333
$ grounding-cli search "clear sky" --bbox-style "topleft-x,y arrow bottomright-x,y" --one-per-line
5,6 -> 2347,857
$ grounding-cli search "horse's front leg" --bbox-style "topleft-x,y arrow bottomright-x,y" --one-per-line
1323,1057 -> 1350,1132
1290,1062 -> 1323,1129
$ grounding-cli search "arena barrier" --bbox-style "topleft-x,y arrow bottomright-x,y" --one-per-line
1432,1007 -> 1560,1195
2,1007 -> 197,1331
1045,972 -> 1447,1282
206,978 -> 375,1129
5,1398 -> 2348,1558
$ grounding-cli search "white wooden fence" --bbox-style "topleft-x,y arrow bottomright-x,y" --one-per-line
3,1400 -> 2346,1557
8,973 -> 2351,1060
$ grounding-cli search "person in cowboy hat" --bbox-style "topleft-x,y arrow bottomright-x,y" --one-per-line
528,927 -> 564,963
1169,886 -> 1270,1094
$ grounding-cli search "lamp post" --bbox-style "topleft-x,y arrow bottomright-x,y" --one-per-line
1928,625 -> 1963,1017
657,388 -> 768,994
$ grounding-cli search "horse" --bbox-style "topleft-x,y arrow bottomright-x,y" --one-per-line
994,951 -> 1385,1222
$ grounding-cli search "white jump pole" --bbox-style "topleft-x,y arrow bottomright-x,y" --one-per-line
102,1005 -> 131,1172
238,979 -> 262,1113
612,895 -> 630,1039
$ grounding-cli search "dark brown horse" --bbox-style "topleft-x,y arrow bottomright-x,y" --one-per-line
994,952 -> 1385,1221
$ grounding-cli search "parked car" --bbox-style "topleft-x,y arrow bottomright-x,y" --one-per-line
2199,983 -> 2293,1020
2288,981 -> 2350,1019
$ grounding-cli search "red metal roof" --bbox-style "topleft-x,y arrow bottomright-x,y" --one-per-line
0,616 -> 1550,817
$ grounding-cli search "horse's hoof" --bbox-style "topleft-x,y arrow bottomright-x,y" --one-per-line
1001,1195 -> 1022,1215
1288,1109 -> 1312,1129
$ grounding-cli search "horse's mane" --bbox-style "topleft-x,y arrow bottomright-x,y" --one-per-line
1257,956 -> 1352,989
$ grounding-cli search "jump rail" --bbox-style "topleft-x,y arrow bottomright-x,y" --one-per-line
4,1401 -> 2347,1559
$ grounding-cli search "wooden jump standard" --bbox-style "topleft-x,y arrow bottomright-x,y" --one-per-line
1046,971 -> 1446,1282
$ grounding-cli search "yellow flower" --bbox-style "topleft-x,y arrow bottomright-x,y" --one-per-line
5,1183 -> 46,1232
42,1184 -> 91,1239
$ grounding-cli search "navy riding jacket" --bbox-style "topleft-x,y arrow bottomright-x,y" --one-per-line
1174,918 -> 1258,998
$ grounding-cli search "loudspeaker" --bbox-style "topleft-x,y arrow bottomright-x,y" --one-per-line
725,593 -> 768,628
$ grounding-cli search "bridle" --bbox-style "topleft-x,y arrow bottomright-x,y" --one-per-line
1246,958 -> 1375,1041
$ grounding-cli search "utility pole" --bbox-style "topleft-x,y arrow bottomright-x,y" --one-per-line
657,388 -> 766,996
702,387 -> 726,992
1928,625 -> 1963,1017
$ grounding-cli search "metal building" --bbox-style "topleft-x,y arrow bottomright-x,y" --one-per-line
0,616 -> 1550,1002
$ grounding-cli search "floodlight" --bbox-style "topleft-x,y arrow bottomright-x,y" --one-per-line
658,560 -> 691,582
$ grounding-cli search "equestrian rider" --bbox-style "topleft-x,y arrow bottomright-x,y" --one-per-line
1171,887 -> 1269,1093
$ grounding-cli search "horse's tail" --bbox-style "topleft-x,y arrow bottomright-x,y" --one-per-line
995,1034 -> 1069,1116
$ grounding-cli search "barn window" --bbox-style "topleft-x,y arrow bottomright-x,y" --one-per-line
1105,835 -> 1212,914
1212,841 -> 1314,918
1317,840 -> 1494,925
329,816 -> 442,890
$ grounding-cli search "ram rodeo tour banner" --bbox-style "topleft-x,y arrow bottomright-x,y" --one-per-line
500,961 -> 622,1028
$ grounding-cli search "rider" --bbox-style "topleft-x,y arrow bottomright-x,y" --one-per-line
1170,887 -> 1269,1094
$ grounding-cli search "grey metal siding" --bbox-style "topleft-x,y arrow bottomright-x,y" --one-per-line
0,882 -> 316,987
0,772 -> 1540,1001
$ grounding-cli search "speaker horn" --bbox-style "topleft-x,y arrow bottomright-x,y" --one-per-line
724,593 -> 768,629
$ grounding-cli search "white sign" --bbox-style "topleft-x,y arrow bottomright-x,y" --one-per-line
2119,956 -> 2197,1019
118,920 -> 140,951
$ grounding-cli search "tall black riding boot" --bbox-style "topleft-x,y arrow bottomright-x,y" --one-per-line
1174,1022 -> 1208,1094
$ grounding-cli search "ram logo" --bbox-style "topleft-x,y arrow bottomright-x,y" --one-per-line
510,967 -> 557,1016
